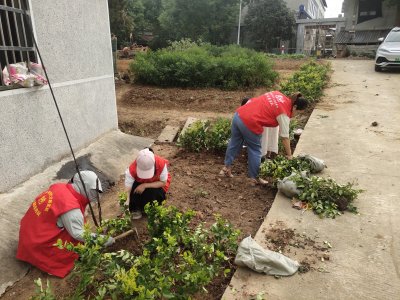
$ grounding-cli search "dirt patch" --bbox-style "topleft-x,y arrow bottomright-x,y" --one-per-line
262,221 -> 331,273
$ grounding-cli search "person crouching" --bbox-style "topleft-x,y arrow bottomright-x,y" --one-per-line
125,148 -> 171,219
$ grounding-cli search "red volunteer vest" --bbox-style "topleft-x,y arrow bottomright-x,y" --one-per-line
236,91 -> 293,134
128,155 -> 171,192
16,183 -> 89,278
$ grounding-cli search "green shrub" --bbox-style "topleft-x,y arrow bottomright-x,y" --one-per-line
130,42 -> 277,89
259,155 -> 312,181
178,118 -> 231,152
291,173 -> 361,218
280,61 -> 330,102
46,202 -> 240,300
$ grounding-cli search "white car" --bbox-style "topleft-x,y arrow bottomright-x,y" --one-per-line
375,27 -> 400,72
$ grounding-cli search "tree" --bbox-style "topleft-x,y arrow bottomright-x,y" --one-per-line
244,0 -> 295,51
154,0 -> 239,47
108,0 -> 145,46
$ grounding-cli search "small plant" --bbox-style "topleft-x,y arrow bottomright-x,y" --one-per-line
178,118 -> 231,152
30,278 -> 55,300
97,192 -> 131,236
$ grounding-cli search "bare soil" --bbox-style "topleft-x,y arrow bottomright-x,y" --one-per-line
1,58 -> 315,300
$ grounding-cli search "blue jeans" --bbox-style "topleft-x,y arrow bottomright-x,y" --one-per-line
224,113 -> 262,178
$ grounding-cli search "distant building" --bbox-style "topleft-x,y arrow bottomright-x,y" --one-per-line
284,0 -> 327,19
335,0 -> 400,56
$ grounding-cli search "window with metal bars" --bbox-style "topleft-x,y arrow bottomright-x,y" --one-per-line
0,0 -> 37,90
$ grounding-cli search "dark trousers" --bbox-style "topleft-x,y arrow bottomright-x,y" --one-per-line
129,181 -> 166,212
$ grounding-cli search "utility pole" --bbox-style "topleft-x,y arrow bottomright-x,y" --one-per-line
237,0 -> 242,45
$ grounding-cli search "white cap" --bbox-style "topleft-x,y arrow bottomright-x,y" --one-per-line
72,170 -> 103,192
136,149 -> 155,179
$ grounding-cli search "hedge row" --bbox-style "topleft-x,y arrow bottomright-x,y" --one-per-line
130,43 -> 278,89
280,61 -> 330,102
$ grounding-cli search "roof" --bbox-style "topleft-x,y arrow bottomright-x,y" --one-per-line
334,29 -> 392,44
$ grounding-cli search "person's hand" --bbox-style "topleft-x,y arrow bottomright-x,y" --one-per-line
134,184 -> 146,194
286,154 -> 293,160
104,236 -> 115,247
124,196 -> 129,207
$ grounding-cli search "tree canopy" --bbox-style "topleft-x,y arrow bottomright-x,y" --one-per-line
243,0 -> 295,51
108,0 -> 240,48
108,0 -> 297,50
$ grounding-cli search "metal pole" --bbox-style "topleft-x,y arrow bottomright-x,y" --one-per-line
237,0 -> 242,45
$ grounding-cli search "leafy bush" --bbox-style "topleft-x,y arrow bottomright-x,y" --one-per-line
259,155 -> 312,181
131,42 -> 278,89
178,118 -> 231,152
280,61 -> 330,102
290,173 -> 361,218
41,202 -> 240,300
259,156 -> 361,218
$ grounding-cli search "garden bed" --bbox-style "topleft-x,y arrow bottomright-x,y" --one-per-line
2,57 -> 328,300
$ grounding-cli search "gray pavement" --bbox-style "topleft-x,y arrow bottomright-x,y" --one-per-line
0,130 -> 153,296
223,60 -> 400,299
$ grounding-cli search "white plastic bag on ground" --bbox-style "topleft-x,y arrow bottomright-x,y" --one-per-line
234,236 -> 299,276
298,154 -> 326,173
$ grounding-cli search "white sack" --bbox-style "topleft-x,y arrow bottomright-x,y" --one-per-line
234,236 -> 299,276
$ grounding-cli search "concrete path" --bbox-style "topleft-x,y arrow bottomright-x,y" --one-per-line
0,130 -> 152,296
223,60 -> 400,299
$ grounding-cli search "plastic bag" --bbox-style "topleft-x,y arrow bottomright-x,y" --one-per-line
277,171 -> 308,198
234,236 -> 299,276
2,62 -> 47,87
298,154 -> 326,173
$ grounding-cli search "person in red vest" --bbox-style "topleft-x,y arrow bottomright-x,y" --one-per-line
125,148 -> 171,220
220,91 -> 308,184
16,170 -> 114,278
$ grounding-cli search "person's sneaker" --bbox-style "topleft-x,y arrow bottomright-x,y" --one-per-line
131,211 -> 142,220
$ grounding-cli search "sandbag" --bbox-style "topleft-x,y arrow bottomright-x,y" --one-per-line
298,154 -> 326,173
234,236 -> 299,276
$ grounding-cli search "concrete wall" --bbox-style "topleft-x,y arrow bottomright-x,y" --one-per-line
296,18 -> 346,53
343,0 -> 399,30
0,0 -> 118,192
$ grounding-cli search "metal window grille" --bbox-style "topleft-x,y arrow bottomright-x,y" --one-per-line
0,0 -> 37,89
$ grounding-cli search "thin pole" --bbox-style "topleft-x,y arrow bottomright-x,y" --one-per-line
237,0 -> 242,45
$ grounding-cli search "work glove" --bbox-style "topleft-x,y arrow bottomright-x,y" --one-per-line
104,236 -> 115,247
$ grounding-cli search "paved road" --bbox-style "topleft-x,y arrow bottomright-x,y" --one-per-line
223,60 -> 400,300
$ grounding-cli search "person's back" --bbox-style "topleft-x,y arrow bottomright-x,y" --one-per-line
17,183 -> 87,277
